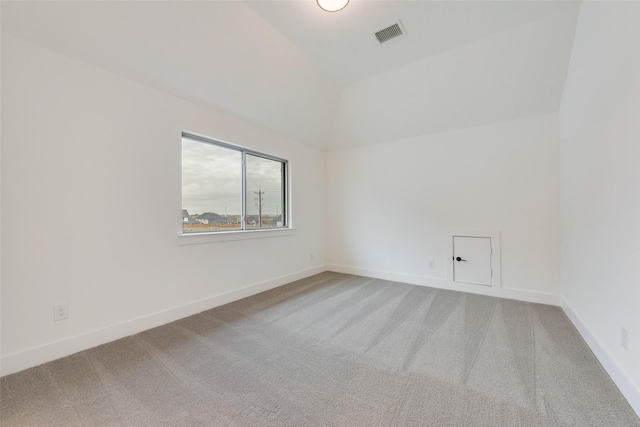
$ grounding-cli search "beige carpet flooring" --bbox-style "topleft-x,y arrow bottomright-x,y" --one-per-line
2,272 -> 639,426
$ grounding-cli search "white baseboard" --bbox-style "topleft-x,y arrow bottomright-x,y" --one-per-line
562,299 -> 640,418
0,265 -> 326,377
326,264 -> 560,306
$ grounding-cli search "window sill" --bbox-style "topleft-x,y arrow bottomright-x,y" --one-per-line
177,228 -> 295,246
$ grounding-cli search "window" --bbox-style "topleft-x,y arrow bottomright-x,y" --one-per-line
181,133 -> 287,234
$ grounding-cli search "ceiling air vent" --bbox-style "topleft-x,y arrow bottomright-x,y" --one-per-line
375,21 -> 405,44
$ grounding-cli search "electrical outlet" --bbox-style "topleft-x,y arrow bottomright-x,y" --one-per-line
310,253 -> 314,261
54,304 -> 68,321
621,327 -> 628,351
428,259 -> 435,269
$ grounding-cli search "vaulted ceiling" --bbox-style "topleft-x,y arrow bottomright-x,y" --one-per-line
1,1 -> 581,150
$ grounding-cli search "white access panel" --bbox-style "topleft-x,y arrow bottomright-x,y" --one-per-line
453,236 -> 492,286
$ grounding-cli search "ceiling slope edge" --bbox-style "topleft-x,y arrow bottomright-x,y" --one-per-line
327,4 -> 581,151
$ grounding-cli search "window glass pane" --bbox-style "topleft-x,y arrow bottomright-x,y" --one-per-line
245,154 -> 285,229
182,137 -> 242,233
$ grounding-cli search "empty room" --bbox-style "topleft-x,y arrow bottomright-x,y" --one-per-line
1,0 -> 639,425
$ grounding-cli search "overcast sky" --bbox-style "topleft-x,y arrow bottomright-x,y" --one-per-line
182,138 -> 283,216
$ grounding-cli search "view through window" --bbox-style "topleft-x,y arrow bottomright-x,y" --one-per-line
182,133 -> 287,234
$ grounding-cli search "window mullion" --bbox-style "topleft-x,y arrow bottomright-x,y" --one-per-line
282,162 -> 287,227
241,150 -> 247,230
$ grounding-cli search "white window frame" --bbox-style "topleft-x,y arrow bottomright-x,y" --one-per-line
178,132 -> 292,245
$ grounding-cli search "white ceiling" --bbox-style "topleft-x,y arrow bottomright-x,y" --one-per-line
1,1 -> 581,150
245,1 -> 575,85
330,4 -> 580,148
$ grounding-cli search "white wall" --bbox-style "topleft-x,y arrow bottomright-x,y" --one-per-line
0,34 -> 326,375
326,113 -> 561,304
559,2 -> 640,414
0,1 -> 343,149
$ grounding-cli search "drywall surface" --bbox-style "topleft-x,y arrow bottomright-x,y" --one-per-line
0,1 -> 342,149
329,5 -> 579,150
0,34 -> 326,374
326,113 -> 561,301
559,2 -> 640,413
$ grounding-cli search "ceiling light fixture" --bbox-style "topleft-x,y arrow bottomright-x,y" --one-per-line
317,0 -> 349,12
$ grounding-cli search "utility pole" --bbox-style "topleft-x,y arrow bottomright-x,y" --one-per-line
254,190 -> 265,227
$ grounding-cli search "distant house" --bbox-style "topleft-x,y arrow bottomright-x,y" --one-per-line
182,209 -> 199,224
195,212 -> 227,225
